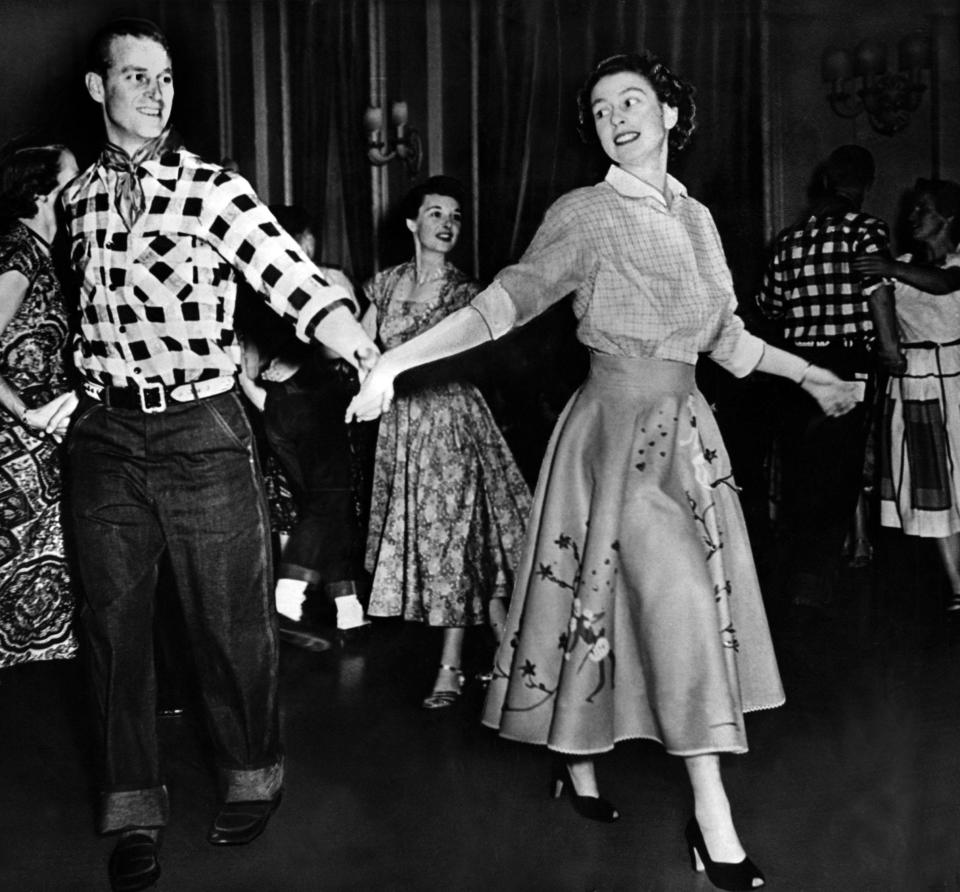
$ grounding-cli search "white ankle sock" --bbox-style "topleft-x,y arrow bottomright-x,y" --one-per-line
275,579 -> 307,621
335,594 -> 367,630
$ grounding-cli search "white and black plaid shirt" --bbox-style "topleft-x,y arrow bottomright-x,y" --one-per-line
756,209 -> 890,345
62,149 -> 353,388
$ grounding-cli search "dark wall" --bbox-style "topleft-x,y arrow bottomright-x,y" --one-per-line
0,0 -> 222,166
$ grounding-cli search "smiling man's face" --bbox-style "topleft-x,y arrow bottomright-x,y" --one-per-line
86,34 -> 173,154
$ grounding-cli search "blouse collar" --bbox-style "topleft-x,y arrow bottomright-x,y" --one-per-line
604,165 -> 687,208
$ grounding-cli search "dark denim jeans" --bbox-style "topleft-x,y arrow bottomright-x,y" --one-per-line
263,359 -> 366,586
67,391 -> 282,833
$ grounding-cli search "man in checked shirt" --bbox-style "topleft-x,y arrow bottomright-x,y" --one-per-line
42,18 -> 379,891
756,145 -> 903,619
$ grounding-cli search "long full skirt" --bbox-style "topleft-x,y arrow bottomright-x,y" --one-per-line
481,354 -> 784,756
366,380 -> 530,626
0,426 -> 76,667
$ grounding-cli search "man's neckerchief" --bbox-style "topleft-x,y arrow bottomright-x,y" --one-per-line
98,130 -> 180,230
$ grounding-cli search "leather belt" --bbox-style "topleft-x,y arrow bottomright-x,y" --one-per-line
81,376 -> 236,413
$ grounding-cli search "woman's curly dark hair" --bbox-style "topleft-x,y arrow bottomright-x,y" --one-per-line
400,175 -> 465,222
0,144 -> 68,223
576,51 -> 696,153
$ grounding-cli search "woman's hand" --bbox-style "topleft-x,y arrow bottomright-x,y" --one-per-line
354,346 -> 380,384
801,366 -> 860,417
851,253 -> 894,279
25,391 -> 78,442
345,354 -> 395,422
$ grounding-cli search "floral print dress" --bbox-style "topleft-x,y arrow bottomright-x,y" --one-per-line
364,262 -> 530,626
0,223 -> 77,667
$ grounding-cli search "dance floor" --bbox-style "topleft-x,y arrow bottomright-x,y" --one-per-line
1,526 -> 958,890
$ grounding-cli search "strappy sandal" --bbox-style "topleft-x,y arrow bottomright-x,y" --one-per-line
421,663 -> 464,710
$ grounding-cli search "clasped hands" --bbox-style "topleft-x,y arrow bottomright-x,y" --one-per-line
23,391 -> 77,442
347,348 -> 395,422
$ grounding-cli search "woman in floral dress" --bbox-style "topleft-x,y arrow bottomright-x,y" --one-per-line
349,55 -> 857,889
362,176 -> 530,709
0,144 -> 80,667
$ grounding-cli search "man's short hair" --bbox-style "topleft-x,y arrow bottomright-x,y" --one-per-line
87,18 -> 171,77
824,145 -> 875,192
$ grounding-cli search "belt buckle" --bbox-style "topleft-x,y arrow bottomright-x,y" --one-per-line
139,382 -> 167,413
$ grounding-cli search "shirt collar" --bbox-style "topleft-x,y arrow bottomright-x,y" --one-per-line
604,164 -> 687,208
94,149 -> 182,195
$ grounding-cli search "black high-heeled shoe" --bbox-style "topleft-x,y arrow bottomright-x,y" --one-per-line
685,817 -> 764,890
549,763 -> 619,822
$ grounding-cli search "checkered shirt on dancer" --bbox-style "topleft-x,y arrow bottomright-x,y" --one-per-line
62,149 -> 354,389
756,211 -> 890,345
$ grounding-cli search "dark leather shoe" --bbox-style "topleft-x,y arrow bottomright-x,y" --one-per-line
335,621 -> 371,648
109,832 -> 160,891
207,793 -> 282,846
278,616 -> 331,652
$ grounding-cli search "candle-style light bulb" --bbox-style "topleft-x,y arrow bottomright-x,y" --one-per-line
854,39 -> 887,78
390,101 -> 408,127
821,47 -> 853,83
364,106 -> 384,134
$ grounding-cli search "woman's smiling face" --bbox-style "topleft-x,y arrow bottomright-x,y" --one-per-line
407,194 -> 462,254
590,71 -> 677,169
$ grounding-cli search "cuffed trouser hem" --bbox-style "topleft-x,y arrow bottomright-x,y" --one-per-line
99,785 -> 170,834
325,580 -> 359,598
277,563 -> 322,585
219,757 -> 284,803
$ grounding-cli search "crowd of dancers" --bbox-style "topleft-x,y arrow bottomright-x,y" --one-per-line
2,15 -> 959,892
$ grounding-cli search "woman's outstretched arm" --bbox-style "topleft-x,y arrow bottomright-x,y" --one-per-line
345,302 -> 496,422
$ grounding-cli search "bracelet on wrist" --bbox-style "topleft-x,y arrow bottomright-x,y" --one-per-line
798,363 -> 812,386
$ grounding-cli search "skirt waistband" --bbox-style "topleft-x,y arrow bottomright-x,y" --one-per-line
586,353 -> 696,393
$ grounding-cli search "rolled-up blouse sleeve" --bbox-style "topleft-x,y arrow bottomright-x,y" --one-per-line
710,315 -> 765,378
471,193 -> 590,338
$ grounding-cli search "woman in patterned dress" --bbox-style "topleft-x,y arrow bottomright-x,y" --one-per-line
853,179 -> 960,615
0,144 -> 80,667
361,176 -> 531,709
349,55 -> 857,888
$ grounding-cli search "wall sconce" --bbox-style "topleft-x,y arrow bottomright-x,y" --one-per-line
364,101 -> 422,175
821,32 -> 931,136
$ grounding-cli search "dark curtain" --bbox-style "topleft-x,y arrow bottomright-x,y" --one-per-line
476,0 -> 764,293
289,0 -> 374,279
